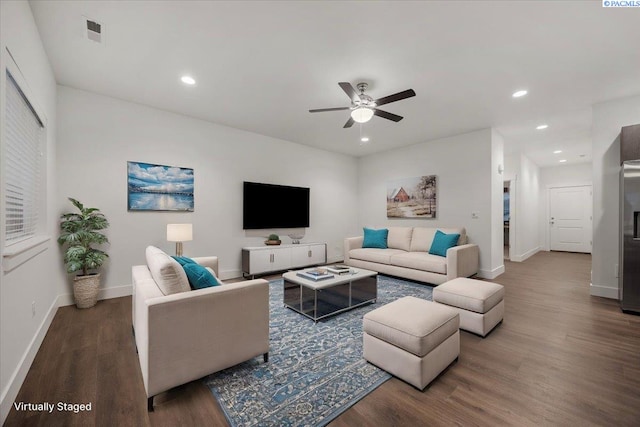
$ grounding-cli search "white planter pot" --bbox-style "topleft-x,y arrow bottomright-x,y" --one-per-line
73,273 -> 100,309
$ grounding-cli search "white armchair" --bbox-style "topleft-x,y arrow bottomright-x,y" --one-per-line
132,251 -> 269,411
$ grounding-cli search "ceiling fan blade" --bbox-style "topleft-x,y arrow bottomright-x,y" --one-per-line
309,106 -> 351,113
338,82 -> 361,103
374,109 -> 403,122
375,89 -> 416,107
343,117 -> 355,128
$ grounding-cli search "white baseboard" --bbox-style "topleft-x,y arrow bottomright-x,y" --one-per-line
57,284 -> 133,307
478,264 -> 505,279
0,297 -> 58,424
590,283 -> 618,299
510,246 -> 541,263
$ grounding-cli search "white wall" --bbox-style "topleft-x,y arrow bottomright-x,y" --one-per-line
592,95 -> 640,299
56,86 -> 359,297
0,1 -> 60,423
538,163 -> 592,250
503,153 -> 540,262
491,130 -> 505,273
357,128 -> 504,278
516,154 -> 540,261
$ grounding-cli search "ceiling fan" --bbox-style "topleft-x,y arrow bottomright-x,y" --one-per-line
309,82 -> 416,128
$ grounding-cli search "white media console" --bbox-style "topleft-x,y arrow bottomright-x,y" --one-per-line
241,243 -> 327,278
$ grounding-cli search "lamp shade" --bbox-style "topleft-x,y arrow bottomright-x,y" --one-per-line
351,107 -> 374,123
167,224 -> 193,242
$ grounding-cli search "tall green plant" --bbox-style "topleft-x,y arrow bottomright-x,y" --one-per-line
58,198 -> 109,276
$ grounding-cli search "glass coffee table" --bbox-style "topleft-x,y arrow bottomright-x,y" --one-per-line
282,268 -> 378,322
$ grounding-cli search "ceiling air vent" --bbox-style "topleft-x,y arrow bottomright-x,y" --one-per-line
84,17 -> 103,43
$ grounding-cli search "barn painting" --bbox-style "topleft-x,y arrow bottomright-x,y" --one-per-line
386,175 -> 437,218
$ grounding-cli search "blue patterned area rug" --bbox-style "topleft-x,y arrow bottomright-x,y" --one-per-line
205,275 -> 433,427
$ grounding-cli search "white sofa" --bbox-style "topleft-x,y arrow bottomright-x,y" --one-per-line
132,246 -> 269,411
344,227 -> 479,285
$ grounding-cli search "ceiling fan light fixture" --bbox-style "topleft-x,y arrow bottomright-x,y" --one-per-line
351,107 -> 374,123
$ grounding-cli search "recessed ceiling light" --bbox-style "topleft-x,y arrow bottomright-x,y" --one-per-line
512,90 -> 528,98
361,137 -> 370,142
180,75 -> 196,85
559,159 -> 567,163
553,150 -> 562,154
536,124 -> 548,130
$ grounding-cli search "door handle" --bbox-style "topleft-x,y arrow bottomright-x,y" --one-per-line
549,221 -> 554,225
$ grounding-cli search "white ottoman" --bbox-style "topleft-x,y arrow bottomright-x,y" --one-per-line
363,296 -> 460,390
433,277 -> 504,337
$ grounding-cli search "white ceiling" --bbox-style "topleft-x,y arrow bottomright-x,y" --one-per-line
29,1 -> 640,166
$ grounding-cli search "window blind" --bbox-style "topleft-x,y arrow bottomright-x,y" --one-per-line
4,71 -> 44,245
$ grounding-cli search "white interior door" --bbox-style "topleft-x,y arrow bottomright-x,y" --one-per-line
548,185 -> 592,253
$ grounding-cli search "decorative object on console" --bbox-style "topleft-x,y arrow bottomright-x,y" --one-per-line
265,233 -> 281,245
387,175 -> 437,218
58,198 -> 109,309
288,231 -> 304,244
167,223 -> 192,256
127,161 -> 194,211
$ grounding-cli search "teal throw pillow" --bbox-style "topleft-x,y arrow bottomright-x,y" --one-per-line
172,256 -> 197,265
429,230 -> 460,257
172,256 -> 220,289
362,228 -> 388,249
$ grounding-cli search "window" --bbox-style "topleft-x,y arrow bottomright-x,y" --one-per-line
4,70 -> 45,246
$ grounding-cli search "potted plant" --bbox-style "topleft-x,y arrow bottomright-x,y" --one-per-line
58,198 -> 109,309
265,233 -> 281,245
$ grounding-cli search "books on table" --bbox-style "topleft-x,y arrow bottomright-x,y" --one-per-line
305,268 -> 328,276
296,270 -> 334,281
326,265 -> 352,275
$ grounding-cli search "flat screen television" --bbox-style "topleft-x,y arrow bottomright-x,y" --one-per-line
243,181 -> 310,229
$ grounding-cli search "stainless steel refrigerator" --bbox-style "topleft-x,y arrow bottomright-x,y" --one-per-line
620,160 -> 640,314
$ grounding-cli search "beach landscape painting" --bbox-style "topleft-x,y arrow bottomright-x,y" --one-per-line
127,161 -> 194,211
387,175 -> 437,218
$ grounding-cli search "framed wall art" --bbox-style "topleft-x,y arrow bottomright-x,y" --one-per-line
386,175 -> 436,218
127,161 -> 194,211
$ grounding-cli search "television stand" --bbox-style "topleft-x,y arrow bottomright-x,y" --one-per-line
241,242 -> 327,278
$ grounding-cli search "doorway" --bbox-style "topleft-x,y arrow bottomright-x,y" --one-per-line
548,185 -> 592,253
503,181 -> 515,260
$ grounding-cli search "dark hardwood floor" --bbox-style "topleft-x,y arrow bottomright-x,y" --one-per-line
5,251 -> 640,426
